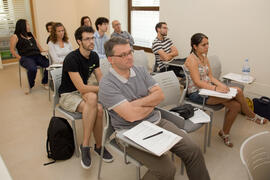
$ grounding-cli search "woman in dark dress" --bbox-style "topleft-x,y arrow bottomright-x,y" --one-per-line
10,19 -> 49,94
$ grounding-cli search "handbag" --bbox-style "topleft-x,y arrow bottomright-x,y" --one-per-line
253,96 -> 270,120
170,104 -> 194,119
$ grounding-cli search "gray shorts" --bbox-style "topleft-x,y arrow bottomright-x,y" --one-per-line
59,91 -> 83,112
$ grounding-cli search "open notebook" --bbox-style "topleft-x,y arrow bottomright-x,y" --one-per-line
199,87 -> 237,99
122,121 -> 182,156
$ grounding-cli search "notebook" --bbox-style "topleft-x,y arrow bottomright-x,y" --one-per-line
122,121 -> 182,156
199,87 -> 237,99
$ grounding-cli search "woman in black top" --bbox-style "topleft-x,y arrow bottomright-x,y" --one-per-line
10,19 -> 49,94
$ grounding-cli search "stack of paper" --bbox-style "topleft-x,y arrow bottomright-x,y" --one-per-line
222,73 -> 254,84
123,121 -> 182,156
199,87 -> 237,99
189,109 -> 210,124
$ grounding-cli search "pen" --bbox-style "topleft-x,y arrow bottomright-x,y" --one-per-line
143,131 -> 163,140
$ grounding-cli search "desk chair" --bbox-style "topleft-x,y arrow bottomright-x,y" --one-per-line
240,131 -> 270,180
97,108 -> 143,180
50,68 -> 81,157
152,71 -> 208,152
98,105 -> 187,179
133,50 -> 149,71
19,63 -> 44,88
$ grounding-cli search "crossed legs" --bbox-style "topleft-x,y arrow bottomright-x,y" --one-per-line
206,87 -> 267,147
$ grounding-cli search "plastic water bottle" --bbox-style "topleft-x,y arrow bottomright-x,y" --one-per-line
242,59 -> 250,82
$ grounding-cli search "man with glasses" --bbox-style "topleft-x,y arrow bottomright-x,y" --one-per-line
99,37 -> 210,180
152,22 -> 182,76
58,26 -> 113,169
111,20 -> 134,48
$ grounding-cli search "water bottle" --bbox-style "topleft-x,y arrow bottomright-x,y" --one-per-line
242,59 -> 250,81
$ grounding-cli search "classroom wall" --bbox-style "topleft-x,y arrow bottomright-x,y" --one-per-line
160,0 -> 270,97
32,0 -> 109,49
109,0 -> 128,34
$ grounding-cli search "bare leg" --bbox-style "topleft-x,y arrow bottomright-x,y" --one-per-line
77,92 -> 98,146
233,87 -> 268,124
93,103 -> 103,148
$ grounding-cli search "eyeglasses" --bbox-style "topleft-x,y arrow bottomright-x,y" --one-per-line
111,50 -> 134,58
82,37 -> 95,41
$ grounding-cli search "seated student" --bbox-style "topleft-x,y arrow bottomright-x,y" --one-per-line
111,20 -> 134,48
94,17 -> 109,59
183,33 -> 268,148
48,22 -> 73,64
10,19 -> 49,94
45,21 -> 54,44
99,37 -> 210,180
80,16 -> 92,27
58,26 -> 113,169
152,22 -> 182,76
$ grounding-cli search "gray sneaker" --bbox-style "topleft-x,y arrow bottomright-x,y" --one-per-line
80,144 -> 91,169
94,144 -> 113,163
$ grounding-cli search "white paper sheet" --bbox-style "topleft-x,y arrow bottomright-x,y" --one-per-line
189,109 -> 210,124
123,121 -> 182,156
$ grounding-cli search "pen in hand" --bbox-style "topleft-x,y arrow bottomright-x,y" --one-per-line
143,131 -> 163,140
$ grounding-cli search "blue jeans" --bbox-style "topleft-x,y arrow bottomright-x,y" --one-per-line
20,54 -> 49,88
188,91 -> 208,104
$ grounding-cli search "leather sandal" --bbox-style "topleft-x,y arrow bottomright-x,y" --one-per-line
218,130 -> 233,148
247,114 -> 267,125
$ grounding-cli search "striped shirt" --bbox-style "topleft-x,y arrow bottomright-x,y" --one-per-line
152,37 -> 173,70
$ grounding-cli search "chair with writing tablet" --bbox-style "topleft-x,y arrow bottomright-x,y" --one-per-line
50,68 -> 81,157
152,71 -> 208,152
97,105 -> 186,180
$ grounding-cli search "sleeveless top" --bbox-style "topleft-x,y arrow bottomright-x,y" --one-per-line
16,32 -> 40,56
183,53 -> 211,94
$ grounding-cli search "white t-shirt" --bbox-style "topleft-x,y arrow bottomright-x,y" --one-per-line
48,41 -> 73,64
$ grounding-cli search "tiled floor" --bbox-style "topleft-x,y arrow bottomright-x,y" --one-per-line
0,64 -> 269,180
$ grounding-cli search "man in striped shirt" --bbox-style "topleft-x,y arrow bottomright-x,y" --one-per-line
152,22 -> 179,73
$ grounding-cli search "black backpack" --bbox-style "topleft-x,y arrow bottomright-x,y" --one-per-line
170,104 -> 195,120
44,116 -> 75,166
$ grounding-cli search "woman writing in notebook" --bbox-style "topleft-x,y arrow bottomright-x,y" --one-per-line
183,33 -> 268,147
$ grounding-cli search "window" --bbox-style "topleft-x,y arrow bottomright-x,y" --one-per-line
128,0 -> 159,52
0,0 -> 34,61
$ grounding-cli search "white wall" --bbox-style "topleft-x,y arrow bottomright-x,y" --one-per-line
32,0 -> 110,49
160,0 -> 270,97
110,0 -> 128,34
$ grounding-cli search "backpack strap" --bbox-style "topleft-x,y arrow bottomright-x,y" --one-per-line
43,137 -> 56,166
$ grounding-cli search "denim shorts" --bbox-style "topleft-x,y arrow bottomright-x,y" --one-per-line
188,91 -> 208,104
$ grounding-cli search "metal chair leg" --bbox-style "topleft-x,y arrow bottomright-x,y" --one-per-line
136,166 -> 141,180
204,123 -> 208,153
71,120 -> 79,157
171,152 -> 175,162
181,160 -> 185,175
19,64 -> 22,87
208,112 -> 213,147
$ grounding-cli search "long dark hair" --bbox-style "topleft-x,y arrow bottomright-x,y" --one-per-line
80,16 -> 92,26
50,22 -> 69,43
190,33 -> 208,54
14,19 -> 29,37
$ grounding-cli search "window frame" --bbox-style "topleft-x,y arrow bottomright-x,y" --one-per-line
128,0 -> 159,53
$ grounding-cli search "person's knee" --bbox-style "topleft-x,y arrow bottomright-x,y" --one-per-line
84,92 -> 97,105
97,103 -> 103,116
236,87 -> 243,96
28,66 -> 37,73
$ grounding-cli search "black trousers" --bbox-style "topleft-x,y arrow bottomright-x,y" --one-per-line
20,54 -> 49,88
